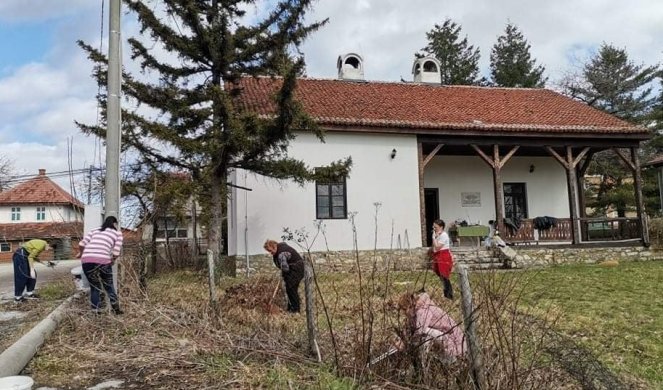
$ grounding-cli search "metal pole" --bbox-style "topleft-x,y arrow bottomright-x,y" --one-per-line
244,171 -> 249,277
106,0 -> 122,291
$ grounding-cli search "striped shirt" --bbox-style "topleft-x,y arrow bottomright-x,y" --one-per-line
79,228 -> 123,264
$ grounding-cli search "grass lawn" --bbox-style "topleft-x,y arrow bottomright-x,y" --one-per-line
25,260 -> 662,389
517,260 -> 663,389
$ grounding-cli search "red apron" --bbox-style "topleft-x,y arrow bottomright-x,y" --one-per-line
433,249 -> 453,279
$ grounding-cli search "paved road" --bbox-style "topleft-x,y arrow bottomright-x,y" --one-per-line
0,259 -> 80,299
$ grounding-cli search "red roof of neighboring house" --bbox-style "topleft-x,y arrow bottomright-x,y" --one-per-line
236,77 -> 646,136
0,222 -> 83,241
0,169 -> 84,208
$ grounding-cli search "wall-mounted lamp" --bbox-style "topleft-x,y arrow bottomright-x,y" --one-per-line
529,164 -> 535,173
390,148 -> 397,159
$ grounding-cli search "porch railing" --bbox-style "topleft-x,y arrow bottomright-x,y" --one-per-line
579,217 -> 641,241
501,217 -> 641,243
501,218 -> 572,242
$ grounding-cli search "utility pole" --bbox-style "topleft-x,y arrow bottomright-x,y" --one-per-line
106,0 -> 122,291
87,165 -> 94,205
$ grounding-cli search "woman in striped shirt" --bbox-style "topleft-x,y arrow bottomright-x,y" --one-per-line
77,216 -> 124,314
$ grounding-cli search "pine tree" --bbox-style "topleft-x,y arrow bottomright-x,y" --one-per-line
420,19 -> 482,85
561,44 -> 659,217
489,23 -> 547,88
76,0 -> 351,276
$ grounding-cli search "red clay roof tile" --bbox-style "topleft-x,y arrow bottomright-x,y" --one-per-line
236,77 -> 646,136
0,171 -> 84,208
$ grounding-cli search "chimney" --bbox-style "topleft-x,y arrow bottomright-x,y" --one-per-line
38,169 -> 46,176
337,53 -> 364,80
412,57 -> 442,84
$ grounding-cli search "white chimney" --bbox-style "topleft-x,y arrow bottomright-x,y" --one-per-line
412,57 -> 441,84
337,53 -> 364,80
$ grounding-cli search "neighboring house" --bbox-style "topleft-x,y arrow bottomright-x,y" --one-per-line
227,54 -> 650,256
644,154 -> 663,212
0,169 -> 84,262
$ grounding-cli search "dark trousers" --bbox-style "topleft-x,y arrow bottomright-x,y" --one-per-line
13,249 -> 36,297
82,263 -> 118,310
283,263 -> 304,312
442,277 -> 454,300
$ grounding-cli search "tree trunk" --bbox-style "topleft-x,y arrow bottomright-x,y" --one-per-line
191,197 -> 200,267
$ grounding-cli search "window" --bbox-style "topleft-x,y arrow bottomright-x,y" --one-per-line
316,178 -> 347,219
503,183 -> 528,221
11,207 -> 21,221
36,206 -> 46,221
0,243 -> 10,252
156,217 -> 188,239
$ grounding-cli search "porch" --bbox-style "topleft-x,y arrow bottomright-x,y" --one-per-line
416,135 -> 649,247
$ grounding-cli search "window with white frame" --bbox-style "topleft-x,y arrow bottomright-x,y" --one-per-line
156,217 -> 188,239
11,207 -> 21,221
36,206 -> 46,221
0,243 -> 10,252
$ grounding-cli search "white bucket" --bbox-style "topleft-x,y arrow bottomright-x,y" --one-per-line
0,376 -> 34,390
70,265 -> 90,290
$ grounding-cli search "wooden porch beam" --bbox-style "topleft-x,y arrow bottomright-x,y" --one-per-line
470,144 -> 495,168
578,151 -> 595,176
572,147 -> 591,168
498,146 -> 520,169
422,143 -> 444,167
612,148 -> 636,171
545,146 -> 569,169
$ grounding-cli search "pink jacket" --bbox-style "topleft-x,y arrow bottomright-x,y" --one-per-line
414,293 -> 466,358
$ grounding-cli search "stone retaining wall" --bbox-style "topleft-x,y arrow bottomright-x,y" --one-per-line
233,244 -> 663,275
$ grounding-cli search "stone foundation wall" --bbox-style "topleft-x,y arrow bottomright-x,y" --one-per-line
233,245 -> 663,276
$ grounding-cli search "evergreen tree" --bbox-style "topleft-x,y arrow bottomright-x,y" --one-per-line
562,44 -> 659,217
76,0 -> 351,276
419,19 -> 482,85
489,23 -> 547,87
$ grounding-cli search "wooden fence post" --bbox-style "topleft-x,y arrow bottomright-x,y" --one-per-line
304,259 -> 322,362
458,265 -> 485,389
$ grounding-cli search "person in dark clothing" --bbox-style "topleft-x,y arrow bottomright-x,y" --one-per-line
264,240 -> 305,313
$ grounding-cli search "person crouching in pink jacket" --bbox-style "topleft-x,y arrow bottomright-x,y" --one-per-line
396,291 -> 466,362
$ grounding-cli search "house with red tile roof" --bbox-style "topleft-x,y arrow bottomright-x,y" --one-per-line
226,55 -> 650,256
0,169 -> 84,262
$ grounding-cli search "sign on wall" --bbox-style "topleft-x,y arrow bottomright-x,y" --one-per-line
461,192 -> 481,207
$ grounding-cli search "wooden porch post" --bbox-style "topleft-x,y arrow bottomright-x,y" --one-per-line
577,152 -> 594,241
566,147 -> 582,244
545,146 -> 589,244
417,139 -> 427,246
470,144 -> 518,235
492,146 -> 505,234
612,147 -> 650,246
631,147 -> 650,246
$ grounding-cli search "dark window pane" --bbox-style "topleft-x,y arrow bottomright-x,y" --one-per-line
177,229 -> 188,238
156,230 -> 165,238
317,206 -> 330,219
332,206 -> 345,218
0,243 -> 10,252
317,196 -> 330,208
332,196 -> 344,207
331,184 -> 344,196
317,184 -> 329,196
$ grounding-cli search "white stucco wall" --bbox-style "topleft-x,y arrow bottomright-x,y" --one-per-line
423,156 -> 570,224
228,132 -> 423,256
0,205 -> 83,223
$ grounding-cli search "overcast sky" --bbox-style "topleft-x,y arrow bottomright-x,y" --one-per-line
1,0 -> 662,199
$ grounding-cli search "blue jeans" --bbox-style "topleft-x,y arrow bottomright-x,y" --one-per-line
13,248 -> 36,297
82,263 -> 118,310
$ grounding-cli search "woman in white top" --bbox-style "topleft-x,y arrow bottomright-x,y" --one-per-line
431,219 -> 454,299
